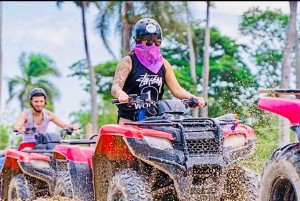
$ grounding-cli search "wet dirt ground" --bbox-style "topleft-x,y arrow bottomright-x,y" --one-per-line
0,196 -> 81,201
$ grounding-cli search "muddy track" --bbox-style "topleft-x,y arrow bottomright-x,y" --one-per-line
0,195 -> 82,201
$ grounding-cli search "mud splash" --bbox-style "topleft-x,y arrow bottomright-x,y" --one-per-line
1,196 -> 81,201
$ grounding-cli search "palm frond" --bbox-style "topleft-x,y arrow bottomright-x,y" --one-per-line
27,53 -> 61,78
95,1 -> 120,59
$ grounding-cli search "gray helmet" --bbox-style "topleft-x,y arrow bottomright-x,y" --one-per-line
133,18 -> 162,44
29,88 -> 47,100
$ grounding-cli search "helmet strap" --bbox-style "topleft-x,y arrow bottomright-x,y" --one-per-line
30,103 -> 42,113
30,101 -> 46,113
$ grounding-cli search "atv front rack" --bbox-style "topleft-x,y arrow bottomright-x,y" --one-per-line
124,118 -> 223,170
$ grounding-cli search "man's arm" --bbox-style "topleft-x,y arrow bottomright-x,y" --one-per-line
48,111 -> 79,130
13,110 -> 27,131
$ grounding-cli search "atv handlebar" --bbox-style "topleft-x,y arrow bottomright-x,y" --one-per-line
111,93 -> 199,109
13,127 -> 37,135
13,127 -> 81,136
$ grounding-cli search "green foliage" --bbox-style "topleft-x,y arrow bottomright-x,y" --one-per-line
69,99 -> 118,134
68,59 -> 118,101
6,52 -> 61,111
239,7 -> 289,88
95,1 -> 188,58
162,26 -> 257,118
0,125 -> 10,149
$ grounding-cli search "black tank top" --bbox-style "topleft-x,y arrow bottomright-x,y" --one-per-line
117,52 -> 166,121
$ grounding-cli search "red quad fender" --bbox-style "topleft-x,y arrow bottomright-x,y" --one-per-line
53,145 -> 95,168
258,97 -> 300,125
94,124 -> 174,161
3,149 -> 51,170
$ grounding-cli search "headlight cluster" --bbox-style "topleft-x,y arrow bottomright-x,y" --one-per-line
223,134 -> 246,148
30,160 -> 50,169
143,136 -> 173,150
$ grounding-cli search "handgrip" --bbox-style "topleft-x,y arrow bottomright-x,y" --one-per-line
111,99 -> 119,104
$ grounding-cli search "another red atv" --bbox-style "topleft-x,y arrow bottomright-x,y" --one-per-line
258,89 -> 300,201
0,127 -> 89,201
49,93 -> 259,200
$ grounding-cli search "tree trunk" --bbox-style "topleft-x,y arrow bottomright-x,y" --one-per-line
278,1 -> 297,147
81,4 -> 98,135
122,22 -> 132,56
201,1 -> 210,117
186,4 -> 198,117
294,2 -> 300,143
121,2 -> 134,56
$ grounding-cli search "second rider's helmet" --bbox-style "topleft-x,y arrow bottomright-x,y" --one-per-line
29,88 -> 47,100
132,18 -> 162,46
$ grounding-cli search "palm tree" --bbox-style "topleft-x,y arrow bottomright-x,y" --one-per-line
57,1 -> 99,135
6,52 -> 61,111
278,1 -> 297,146
95,1 -> 188,57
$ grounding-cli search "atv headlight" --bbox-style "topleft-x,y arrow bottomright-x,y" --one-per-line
144,136 -> 173,150
30,160 -> 50,169
223,134 -> 246,148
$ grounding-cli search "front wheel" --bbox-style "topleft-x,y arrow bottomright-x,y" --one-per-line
53,172 -> 73,198
221,166 -> 259,201
107,168 -> 153,201
8,174 -> 34,201
259,143 -> 300,201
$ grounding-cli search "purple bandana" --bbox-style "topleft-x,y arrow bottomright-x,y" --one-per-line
132,44 -> 164,74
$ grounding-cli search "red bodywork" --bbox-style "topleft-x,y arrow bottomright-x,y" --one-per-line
93,124 -> 174,162
94,123 -> 254,158
221,124 -> 255,142
51,122 -> 254,170
258,97 -> 300,125
19,142 -> 37,151
53,145 -> 95,167
98,124 -> 174,140
3,149 -> 50,170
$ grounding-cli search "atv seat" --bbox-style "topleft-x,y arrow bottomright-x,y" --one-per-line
19,142 -> 37,151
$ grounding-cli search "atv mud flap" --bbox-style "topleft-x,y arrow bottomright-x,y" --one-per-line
68,161 -> 94,200
18,161 -> 56,193
126,138 -> 228,200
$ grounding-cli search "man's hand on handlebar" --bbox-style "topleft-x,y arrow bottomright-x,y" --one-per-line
117,91 -> 129,103
13,126 -> 26,133
69,124 -> 80,131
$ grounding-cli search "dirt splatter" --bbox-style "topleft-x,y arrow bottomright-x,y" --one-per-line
1,195 -> 81,201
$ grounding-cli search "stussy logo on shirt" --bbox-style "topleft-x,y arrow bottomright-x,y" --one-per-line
136,73 -> 163,93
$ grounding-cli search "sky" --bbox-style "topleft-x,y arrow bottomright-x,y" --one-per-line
0,1 -> 291,132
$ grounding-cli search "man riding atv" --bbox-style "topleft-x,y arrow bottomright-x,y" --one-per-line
0,87 -> 79,168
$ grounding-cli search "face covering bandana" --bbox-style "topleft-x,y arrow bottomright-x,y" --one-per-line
132,43 -> 164,74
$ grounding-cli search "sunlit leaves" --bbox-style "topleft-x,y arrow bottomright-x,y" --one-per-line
6,52 -> 61,111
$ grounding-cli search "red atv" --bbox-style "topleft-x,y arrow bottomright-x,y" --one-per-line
87,93 -> 259,200
258,89 -> 300,201
0,127 -> 86,201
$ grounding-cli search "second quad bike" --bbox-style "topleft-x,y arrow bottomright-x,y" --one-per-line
0,127 -> 95,201
51,93 -> 260,200
258,88 -> 300,201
